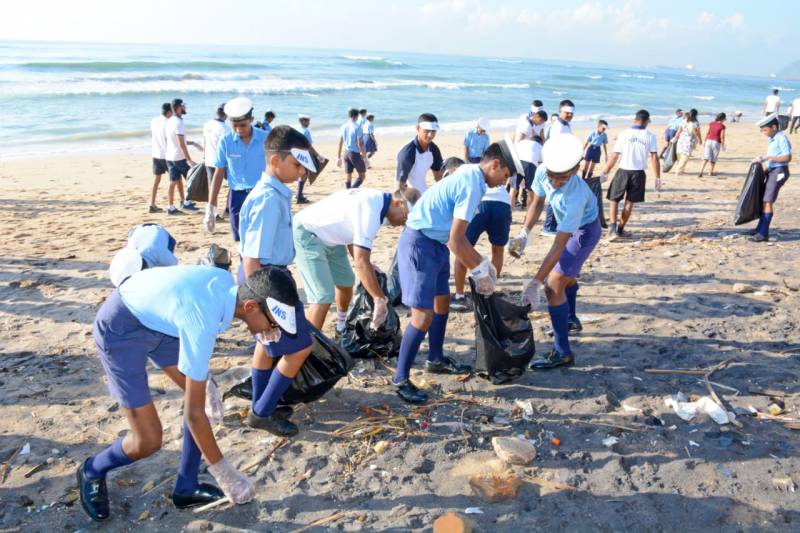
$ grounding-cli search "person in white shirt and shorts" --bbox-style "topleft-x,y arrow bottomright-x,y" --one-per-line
148,103 -> 172,213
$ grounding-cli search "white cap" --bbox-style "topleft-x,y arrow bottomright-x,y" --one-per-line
109,247 -> 144,287
541,134 -> 583,173
266,297 -> 296,334
223,97 -> 254,121
298,114 -> 310,120
756,112 -> 779,128
477,117 -> 491,131
290,148 -> 317,173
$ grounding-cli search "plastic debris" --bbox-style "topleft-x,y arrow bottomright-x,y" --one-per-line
20,443 -> 31,456
602,436 -> 619,447
514,400 -> 534,421
464,507 -> 484,515
664,392 -> 733,424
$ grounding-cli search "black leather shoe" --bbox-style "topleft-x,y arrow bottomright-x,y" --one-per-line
748,233 -> 769,242
528,349 -> 574,370
394,381 -> 428,404
247,411 -> 298,437
296,196 -> 310,204
425,356 -> 472,375
545,317 -> 583,336
223,378 -> 293,418
77,459 -> 110,521
172,482 -> 224,509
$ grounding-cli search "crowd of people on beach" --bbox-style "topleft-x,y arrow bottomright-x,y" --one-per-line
77,93 -> 793,521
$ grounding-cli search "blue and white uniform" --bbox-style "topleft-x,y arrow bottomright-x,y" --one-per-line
584,130 -> 608,163
213,126 -> 268,241
396,138 -> 444,194
463,128 -> 490,163
665,115 -> 683,142
545,118 -> 572,140
364,121 -> 376,153
94,265 -> 237,408
341,120 -> 365,174
764,130 -> 792,203
238,173 -> 312,356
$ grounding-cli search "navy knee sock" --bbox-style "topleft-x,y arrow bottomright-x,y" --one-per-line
84,437 -> 134,480
174,424 -> 201,495
297,178 -> 306,198
426,313 -> 448,363
251,367 -> 272,406
754,216 -> 765,234
393,324 -> 427,384
759,213 -> 773,238
352,177 -> 364,188
253,369 -> 293,418
548,302 -> 572,355
565,284 -> 579,321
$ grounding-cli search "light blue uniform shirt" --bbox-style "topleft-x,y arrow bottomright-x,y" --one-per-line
128,224 -> 177,268
668,116 -> 683,131
532,166 -> 598,233
300,127 -> 313,145
767,131 -> 792,169
341,120 -> 363,153
463,128 -> 490,158
586,130 -> 608,147
362,121 -> 373,143
406,164 -> 487,244
213,126 -> 267,191
238,174 -> 295,266
119,265 -> 237,381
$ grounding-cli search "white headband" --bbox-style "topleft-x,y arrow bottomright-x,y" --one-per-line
418,121 -> 440,131
560,106 -> 575,113
530,105 -> 540,113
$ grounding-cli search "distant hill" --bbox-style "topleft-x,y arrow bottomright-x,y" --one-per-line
778,60 -> 800,80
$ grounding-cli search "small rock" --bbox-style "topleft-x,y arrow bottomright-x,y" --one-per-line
732,283 -> 753,294
433,512 -> 478,533
468,472 -> 522,502
373,441 -> 389,455
772,476 -> 796,492
492,437 -> 536,465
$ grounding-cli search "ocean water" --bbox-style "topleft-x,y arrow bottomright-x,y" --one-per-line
1,40 -> 796,159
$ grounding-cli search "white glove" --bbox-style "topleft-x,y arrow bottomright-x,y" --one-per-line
470,257 -> 497,296
599,172 -> 609,183
507,227 -> 529,259
776,171 -> 788,183
204,204 -> 218,233
521,278 -> 546,309
255,327 -> 281,345
752,156 -> 763,164
364,156 -> 371,169
336,157 -> 343,168
207,458 -> 255,505
205,378 -> 224,425
370,297 -> 389,330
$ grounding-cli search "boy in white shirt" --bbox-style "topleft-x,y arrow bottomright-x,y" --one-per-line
149,102 -> 172,213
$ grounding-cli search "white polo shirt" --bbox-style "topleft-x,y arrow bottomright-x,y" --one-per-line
516,139 -> 543,165
613,126 -> 658,171
203,119 -> 230,166
765,94 -> 781,113
150,115 -> 168,159
294,188 -> 391,250
165,115 -> 187,162
396,138 -> 443,193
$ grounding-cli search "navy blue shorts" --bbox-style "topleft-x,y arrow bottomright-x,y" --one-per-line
236,264 -> 313,357
93,289 -> 180,409
152,158 -> 168,176
554,217 -> 601,278
764,166 -> 790,203
584,145 -> 602,163
167,159 -> 190,182
398,228 -> 450,309
228,188 -> 252,242
466,201 -> 512,246
514,161 -> 536,190
365,137 -> 377,153
344,150 -> 366,174
664,128 -> 677,143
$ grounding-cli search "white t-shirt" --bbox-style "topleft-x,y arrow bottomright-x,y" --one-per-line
545,119 -> 572,140
791,98 -> 800,118
515,114 -> 534,140
482,185 -> 511,205
165,115 -> 187,162
765,94 -> 781,113
294,188 -> 389,249
150,115 -> 168,159
516,139 -> 543,165
203,119 -> 229,166
613,127 -> 658,171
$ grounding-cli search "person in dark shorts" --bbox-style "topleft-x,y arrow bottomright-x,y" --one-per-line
748,113 -> 792,242
149,103 -> 173,212
336,108 -> 367,188
599,110 -> 660,240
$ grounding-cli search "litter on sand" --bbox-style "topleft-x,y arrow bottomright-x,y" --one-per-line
664,392 -> 734,425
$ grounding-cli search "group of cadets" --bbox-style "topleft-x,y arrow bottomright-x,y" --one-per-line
84,96 -> 792,522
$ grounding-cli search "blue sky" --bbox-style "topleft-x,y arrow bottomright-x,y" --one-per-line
6,0 -> 795,75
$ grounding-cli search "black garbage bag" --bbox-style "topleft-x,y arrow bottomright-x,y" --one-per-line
470,279 -> 535,384
185,163 -> 208,203
197,244 -> 231,271
733,162 -> 766,225
339,269 -> 402,359
223,326 -> 353,405
386,251 -> 402,307
661,142 -> 677,173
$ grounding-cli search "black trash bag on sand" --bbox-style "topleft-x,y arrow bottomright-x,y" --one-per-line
386,251 -> 402,307
470,279 -> 535,384
733,162 -> 766,225
660,142 -> 677,173
185,163 -> 208,203
340,269 -> 402,359
223,326 -> 353,406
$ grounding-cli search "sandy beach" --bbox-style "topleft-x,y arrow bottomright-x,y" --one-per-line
1,124 -> 799,531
